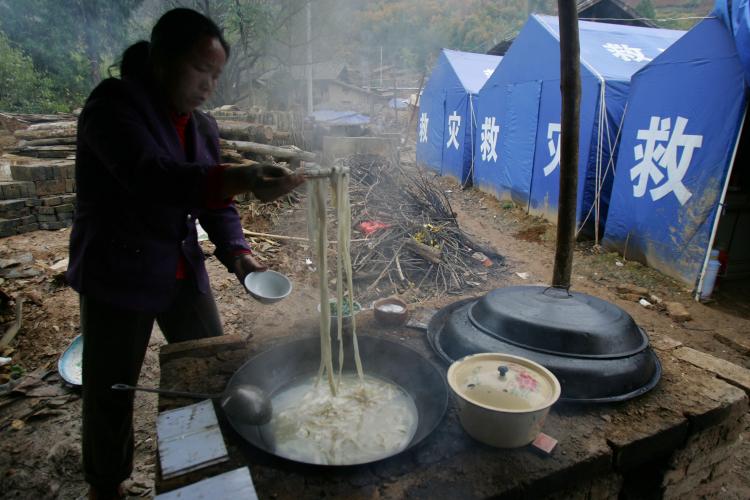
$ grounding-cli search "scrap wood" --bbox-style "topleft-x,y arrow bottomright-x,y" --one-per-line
242,229 -> 366,245
0,299 -> 23,349
404,238 -> 442,264
341,153 -> 502,298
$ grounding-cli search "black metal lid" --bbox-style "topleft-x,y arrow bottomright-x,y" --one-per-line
468,286 -> 648,359
427,287 -> 662,403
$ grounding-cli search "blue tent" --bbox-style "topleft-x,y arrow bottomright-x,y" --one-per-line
416,49 -> 502,184
473,15 -> 683,236
602,17 -> 747,290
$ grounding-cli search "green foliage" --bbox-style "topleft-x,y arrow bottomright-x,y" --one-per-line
0,0 -> 144,111
635,0 -> 656,21
0,32 -> 64,112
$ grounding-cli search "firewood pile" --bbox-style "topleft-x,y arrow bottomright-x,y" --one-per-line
342,154 -> 503,300
0,107 -> 307,238
208,105 -> 304,150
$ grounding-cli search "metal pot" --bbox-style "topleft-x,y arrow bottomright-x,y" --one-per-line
447,353 -> 560,448
222,335 -> 448,466
428,287 -> 662,403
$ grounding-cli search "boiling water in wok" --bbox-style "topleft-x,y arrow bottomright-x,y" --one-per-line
260,373 -> 418,465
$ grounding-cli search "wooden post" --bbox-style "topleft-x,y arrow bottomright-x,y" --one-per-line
552,2 -> 581,289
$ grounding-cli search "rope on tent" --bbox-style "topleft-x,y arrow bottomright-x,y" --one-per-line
575,98 -> 628,241
462,93 -> 478,189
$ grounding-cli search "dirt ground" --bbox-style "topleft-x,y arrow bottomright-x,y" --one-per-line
0,159 -> 748,499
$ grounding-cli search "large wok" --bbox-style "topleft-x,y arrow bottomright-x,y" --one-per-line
222,335 -> 448,465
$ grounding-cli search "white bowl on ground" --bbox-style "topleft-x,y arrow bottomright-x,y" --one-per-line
244,271 -> 292,304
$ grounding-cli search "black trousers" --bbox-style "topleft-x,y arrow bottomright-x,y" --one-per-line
80,279 -> 224,488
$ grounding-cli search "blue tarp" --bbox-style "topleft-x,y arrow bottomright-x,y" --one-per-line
310,110 -> 370,126
602,17 -> 747,288
473,15 -> 683,235
416,49 -> 501,183
715,0 -> 750,85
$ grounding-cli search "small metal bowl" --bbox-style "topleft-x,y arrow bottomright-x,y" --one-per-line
244,271 -> 292,304
373,297 -> 409,326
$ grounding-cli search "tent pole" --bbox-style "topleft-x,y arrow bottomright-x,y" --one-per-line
694,103 -> 748,300
552,1 -> 581,289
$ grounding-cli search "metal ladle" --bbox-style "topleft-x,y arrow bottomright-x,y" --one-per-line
111,383 -> 272,426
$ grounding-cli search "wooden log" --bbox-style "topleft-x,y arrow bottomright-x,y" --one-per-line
26,120 -> 77,131
15,127 -> 77,141
222,140 -> 316,161
17,137 -> 77,147
404,238 -> 442,264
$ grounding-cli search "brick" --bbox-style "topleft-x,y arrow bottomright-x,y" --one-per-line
37,206 -> 55,215
39,221 -> 66,230
65,178 -> 76,192
54,203 -> 74,214
60,162 -> 75,179
56,212 -> 73,222
1,182 -> 21,200
35,179 -> 66,196
0,199 -> 30,219
24,198 -> 42,207
42,196 -> 62,206
18,215 -> 35,225
60,194 -> 76,204
16,223 -> 38,234
664,302 -> 691,322
0,199 -> 26,210
0,218 -> 17,233
10,164 -> 53,181
673,347 -> 750,393
37,214 -> 57,223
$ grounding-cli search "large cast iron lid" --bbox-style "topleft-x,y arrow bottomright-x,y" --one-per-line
427,286 -> 661,403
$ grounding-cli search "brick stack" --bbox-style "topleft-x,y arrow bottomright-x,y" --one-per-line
0,159 -> 76,237
0,112 -> 80,238
0,113 -> 79,238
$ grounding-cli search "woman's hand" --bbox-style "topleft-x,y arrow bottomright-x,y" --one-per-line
221,163 -> 305,201
250,163 -> 305,202
233,253 -> 267,283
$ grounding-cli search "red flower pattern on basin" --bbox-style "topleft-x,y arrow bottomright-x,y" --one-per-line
517,371 -> 539,392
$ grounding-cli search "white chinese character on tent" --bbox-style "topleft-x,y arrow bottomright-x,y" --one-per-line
602,43 -> 652,62
542,123 -> 561,176
480,116 -> 500,162
446,111 -> 461,149
418,113 -> 429,143
483,68 -> 494,78
630,116 -> 703,206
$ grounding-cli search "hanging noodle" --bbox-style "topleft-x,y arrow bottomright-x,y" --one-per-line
307,177 -> 335,394
308,167 -> 364,393
263,165 -> 417,465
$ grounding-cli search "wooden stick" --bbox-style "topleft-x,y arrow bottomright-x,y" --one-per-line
0,299 -> 23,349
223,140 -> 316,161
242,229 -> 366,244
404,238 -> 442,264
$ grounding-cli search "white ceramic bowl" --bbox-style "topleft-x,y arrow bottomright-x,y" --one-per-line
447,352 -> 561,448
244,271 -> 292,304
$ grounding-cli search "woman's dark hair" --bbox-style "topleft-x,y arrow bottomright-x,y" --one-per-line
119,8 -> 230,79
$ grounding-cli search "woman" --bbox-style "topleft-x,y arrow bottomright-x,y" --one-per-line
67,8 -> 302,499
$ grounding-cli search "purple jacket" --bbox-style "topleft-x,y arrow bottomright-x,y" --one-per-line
67,76 -> 250,312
